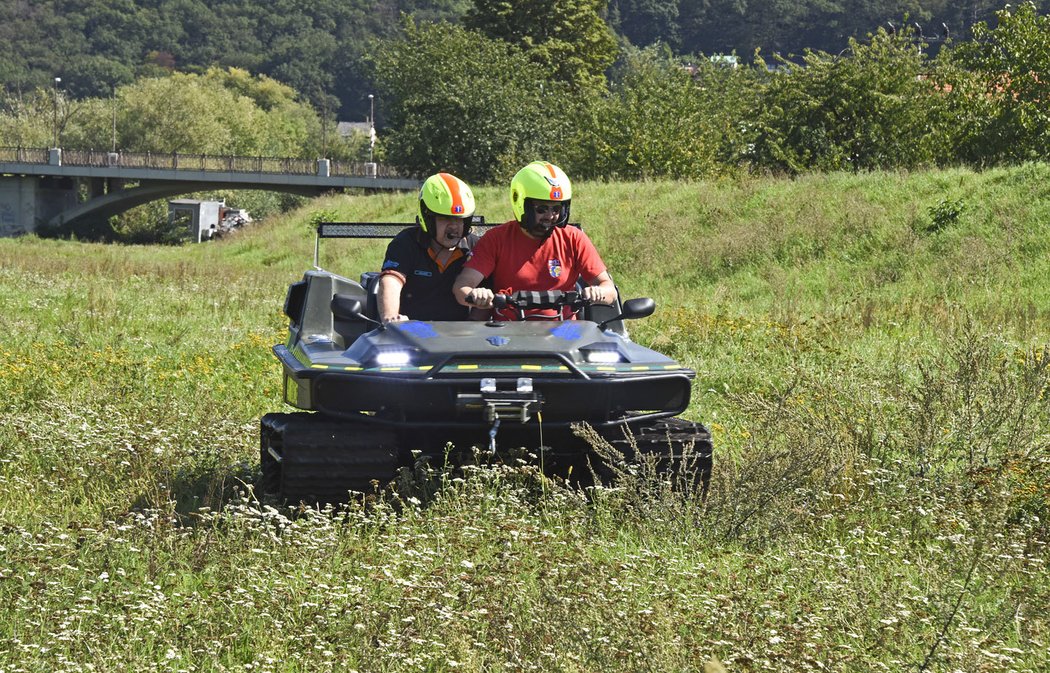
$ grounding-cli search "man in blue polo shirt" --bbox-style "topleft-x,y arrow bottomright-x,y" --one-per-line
377,173 -> 480,322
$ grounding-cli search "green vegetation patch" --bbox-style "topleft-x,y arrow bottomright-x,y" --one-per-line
0,168 -> 1047,671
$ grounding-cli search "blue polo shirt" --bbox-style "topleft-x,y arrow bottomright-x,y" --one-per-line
380,227 -> 478,321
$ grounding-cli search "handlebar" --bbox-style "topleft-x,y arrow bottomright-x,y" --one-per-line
491,290 -> 591,320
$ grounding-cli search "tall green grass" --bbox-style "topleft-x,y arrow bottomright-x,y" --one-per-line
0,166 -> 1047,671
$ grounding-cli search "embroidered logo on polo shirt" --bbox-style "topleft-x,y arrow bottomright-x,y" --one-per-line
382,260 -> 399,269
414,270 -> 433,277
548,259 -> 562,278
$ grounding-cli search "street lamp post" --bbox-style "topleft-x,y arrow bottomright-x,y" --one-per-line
52,77 -> 61,148
321,98 -> 328,159
111,86 -> 117,152
368,94 -> 375,164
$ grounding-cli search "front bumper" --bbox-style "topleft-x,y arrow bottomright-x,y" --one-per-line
275,345 -> 693,428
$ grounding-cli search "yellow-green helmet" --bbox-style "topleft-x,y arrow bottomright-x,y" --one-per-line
417,173 -> 476,235
510,161 -> 572,231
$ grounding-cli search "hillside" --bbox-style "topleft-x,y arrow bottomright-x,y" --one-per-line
0,166 -> 1047,671
0,0 -> 999,109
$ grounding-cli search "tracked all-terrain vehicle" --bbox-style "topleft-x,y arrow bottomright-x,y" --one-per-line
261,221 -> 712,502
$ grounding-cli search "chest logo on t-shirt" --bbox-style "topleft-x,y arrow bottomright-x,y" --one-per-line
547,258 -> 562,278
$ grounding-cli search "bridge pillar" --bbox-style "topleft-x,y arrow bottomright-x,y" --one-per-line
88,177 -> 107,199
0,175 -> 77,236
48,148 -> 62,166
317,159 -> 330,177
36,177 -> 79,230
0,176 -> 37,236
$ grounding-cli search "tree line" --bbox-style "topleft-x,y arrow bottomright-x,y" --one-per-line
0,0 -> 1046,186
0,0 -> 471,121
376,1 -> 1049,181
608,0 -> 1046,59
1,0 -> 1046,120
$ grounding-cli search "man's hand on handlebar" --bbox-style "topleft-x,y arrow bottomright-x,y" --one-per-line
581,285 -> 614,305
465,287 -> 496,309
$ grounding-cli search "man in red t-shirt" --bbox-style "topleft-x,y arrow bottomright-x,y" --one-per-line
453,161 -> 616,320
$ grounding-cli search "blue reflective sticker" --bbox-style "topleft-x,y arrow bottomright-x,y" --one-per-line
399,321 -> 439,338
486,336 -> 510,347
382,260 -> 399,269
551,323 -> 583,340
414,270 -> 433,277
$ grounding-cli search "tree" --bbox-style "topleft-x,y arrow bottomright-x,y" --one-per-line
565,47 -> 755,179
678,0 -> 748,56
62,69 -> 320,157
0,90 -> 54,148
372,19 -> 564,183
611,0 -> 681,49
942,1 -> 1050,163
464,0 -> 618,91
749,27 -> 952,172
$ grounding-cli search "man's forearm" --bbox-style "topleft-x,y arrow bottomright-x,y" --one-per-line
377,275 -> 404,320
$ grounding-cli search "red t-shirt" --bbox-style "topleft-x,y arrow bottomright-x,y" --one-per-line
465,220 -> 607,320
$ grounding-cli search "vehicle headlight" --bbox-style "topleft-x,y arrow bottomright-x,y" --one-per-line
375,350 -> 413,366
584,349 -> 623,364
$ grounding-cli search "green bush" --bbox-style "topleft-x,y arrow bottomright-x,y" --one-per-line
564,47 -> 757,179
941,2 -> 1050,164
750,28 -> 953,173
372,19 -> 562,183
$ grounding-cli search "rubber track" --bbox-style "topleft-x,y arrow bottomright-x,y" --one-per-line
261,413 -> 399,503
604,417 -> 713,483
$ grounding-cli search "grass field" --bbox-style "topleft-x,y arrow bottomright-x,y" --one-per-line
0,165 -> 1047,672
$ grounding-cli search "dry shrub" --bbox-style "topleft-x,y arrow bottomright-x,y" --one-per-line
704,319 -> 1049,545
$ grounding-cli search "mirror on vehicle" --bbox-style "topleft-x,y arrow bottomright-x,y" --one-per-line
331,294 -> 365,321
621,297 -> 656,320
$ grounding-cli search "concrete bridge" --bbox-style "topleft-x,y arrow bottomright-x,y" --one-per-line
0,146 -> 420,236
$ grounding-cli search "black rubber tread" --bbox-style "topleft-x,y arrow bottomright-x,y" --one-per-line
260,415 -> 284,500
603,417 -> 713,486
260,412 -> 400,504
611,418 -> 712,451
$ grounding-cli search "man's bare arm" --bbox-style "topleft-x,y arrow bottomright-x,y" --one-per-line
453,267 -> 494,308
581,271 -> 616,305
377,274 -> 408,322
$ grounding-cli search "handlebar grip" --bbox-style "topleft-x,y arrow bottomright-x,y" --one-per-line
492,294 -> 509,309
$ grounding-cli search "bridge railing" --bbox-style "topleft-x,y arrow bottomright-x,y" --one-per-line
0,147 -> 49,163
0,146 -> 409,179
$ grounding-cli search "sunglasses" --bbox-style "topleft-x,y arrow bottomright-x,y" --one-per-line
533,204 -> 564,215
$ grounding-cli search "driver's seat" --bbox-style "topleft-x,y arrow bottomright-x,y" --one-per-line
359,271 -> 382,322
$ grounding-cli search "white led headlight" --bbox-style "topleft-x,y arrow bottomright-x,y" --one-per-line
584,350 -> 622,364
375,350 -> 412,366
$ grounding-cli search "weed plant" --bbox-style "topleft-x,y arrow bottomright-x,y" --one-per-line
0,166 -> 1047,671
